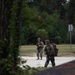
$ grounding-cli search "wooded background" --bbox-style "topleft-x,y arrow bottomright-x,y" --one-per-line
20,0 -> 75,44
0,0 -> 75,75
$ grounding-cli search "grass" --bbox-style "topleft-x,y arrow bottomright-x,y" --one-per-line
19,44 -> 75,57
19,45 -> 36,56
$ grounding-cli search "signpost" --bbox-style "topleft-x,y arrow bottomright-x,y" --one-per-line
68,24 -> 73,50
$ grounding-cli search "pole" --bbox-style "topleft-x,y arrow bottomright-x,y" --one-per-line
70,30 -> 72,50
68,24 -> 73,51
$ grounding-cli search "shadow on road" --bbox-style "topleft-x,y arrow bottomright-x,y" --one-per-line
33,60 -> 75,75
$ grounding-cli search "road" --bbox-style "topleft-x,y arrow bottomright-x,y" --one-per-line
20,56 -> 75,68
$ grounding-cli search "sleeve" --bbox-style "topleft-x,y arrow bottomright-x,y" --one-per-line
50,45 -> 55,54
42,42 -> 44,47
40,42 -> 44,48
44,46 -> 47,55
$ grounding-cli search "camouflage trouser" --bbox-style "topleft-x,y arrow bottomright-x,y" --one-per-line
36,48 -> 43,59
44,55 -> 55,67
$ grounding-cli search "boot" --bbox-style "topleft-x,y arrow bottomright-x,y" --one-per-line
44,62 -> 48,67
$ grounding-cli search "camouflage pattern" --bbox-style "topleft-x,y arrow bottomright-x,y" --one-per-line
36,38 -> 44,60
44,40 -> 55,67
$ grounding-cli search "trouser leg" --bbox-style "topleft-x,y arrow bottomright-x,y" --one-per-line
37,53 -> 39,59
44,57 -> 49,67
40,50 -> 43,60
40,53 -> 42,60
37,49 -> 39,59
51,57 -> 55,67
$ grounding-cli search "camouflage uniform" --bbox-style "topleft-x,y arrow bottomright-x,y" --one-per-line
36,38 -> 44,60
52,43 -> 58,56
44,40 -> 55,67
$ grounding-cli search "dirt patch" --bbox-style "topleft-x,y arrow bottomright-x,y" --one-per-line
20,53 -> 36,56
58,52 -> 75,57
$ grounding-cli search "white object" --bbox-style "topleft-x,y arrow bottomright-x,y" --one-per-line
68,24 -> 73,31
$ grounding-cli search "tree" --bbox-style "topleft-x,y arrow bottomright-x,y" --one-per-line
20,0 -> 75,44
0,0 -> 14,58
0,0 -> 23,75
0,0 -> 15,75
68,0 -> 75,26
36,29 -> 48,40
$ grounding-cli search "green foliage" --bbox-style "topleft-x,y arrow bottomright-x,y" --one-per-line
55,36 -> 62,44
0,0 -> 23,75
36,29 -> 48,40
0,58 -> 22,75
20,0 -> 72,44
19,57 -> 45,75
22,66 -> 45,75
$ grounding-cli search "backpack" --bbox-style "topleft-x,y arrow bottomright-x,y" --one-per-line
44,44 -> 55,56
52,43 -> 58,56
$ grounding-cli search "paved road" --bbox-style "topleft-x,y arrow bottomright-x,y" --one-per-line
33,60 -> 75,75
20,56 -> 75,68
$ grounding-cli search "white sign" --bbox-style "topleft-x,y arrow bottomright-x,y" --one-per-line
68,24 -> 73,31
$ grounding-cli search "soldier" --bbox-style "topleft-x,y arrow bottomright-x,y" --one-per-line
44,40 -> 55,67
52,43 -> 58,56
36,38 -> 44,60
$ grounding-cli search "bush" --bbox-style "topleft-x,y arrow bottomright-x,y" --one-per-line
36,29 -> 48,40
55,36 -> 62,44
